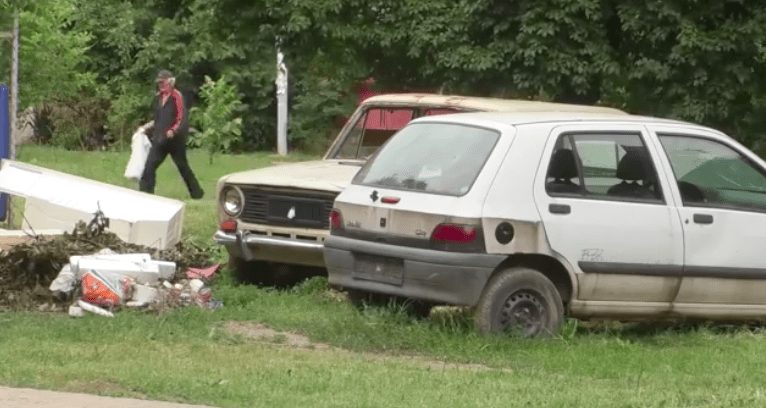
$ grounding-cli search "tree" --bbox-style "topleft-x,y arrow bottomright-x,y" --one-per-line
8,0 -> 766,153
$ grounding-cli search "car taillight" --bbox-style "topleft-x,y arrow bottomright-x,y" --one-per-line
430,223 -> 483,252
220,219 -> 237,233
329,209 -> 343,232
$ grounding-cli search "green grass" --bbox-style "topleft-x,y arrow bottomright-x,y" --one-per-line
2,145 -> 766,407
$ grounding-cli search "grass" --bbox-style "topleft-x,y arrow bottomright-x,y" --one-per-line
2,145 -> 766,407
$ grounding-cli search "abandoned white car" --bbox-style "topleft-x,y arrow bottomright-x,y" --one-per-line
215,94 -> 625,284
324,110 -> 766,336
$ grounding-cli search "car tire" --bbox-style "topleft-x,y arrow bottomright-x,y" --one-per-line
229,256 -> 322,288
474,267 -> 564,337
228,256 -> 270,285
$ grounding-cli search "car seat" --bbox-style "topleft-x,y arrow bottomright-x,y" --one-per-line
607,151 -> 656,199
546,149 -> 582,194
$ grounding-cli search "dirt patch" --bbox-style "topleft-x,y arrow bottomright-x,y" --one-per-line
225,321 -> 331,350
63,379 -> 148,400
224,321 -> 511,373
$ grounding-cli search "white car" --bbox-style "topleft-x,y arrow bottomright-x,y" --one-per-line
214,94 -> 624,284
324,110 -> 766,336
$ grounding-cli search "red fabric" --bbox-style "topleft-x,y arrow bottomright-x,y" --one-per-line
357,84 -> 378,104
169,89 -> 184,133
363,109 -> 413,130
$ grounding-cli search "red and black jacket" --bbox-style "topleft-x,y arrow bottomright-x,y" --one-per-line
152,89 -> 189,140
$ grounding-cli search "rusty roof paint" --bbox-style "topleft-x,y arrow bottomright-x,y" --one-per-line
361,93 -> 627,115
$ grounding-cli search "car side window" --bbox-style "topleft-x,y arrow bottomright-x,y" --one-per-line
546,133 -> 664,202
658,134 -> 766,212
336,112 -> 366,159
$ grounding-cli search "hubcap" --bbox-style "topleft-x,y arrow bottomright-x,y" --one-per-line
500,291 -> 546,336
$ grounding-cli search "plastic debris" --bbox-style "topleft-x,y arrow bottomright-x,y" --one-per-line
189,279 -> 204,293
68,304 -> 84,318
73,257 -> 176,285
78,299 -> 114,317
0,211 -> 214,311
186,264 -> 221,281
81,270 -> 135,307
49,264 -> 77,295
131,284 -> 159,305
24,213 -> 221,316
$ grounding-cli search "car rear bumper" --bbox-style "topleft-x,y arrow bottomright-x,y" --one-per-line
324,235 -> 505,306
214,230 -> 325,267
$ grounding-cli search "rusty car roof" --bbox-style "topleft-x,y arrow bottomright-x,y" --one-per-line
361,93 -> 627,115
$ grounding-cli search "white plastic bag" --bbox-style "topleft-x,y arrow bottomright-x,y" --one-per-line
49,264 -> 76,294
124,128 -> 151,181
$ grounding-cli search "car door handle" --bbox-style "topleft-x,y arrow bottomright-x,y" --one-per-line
693,213 -> 714,225
549,204 -> 571,215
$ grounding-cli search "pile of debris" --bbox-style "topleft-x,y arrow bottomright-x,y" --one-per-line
0,212 -> 221,315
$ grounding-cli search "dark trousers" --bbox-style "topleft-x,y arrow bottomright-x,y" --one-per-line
139,134 -> 203,198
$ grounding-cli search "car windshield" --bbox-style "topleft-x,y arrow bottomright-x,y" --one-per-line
353,122 -> 500,196
332,106 -> 465,160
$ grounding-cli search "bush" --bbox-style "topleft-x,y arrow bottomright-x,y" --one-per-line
191,75 -> 244,163
27,95 -> 110,150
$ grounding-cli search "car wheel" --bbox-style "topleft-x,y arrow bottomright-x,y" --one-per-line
228,256 -> 323,288
474,267 -> 564,337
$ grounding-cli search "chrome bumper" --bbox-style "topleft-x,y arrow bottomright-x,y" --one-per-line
214,230 -> 325,267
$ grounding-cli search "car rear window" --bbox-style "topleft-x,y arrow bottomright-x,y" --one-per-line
353,123 -> 500,196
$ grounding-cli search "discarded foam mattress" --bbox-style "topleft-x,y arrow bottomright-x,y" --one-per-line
0,159 -> 185,249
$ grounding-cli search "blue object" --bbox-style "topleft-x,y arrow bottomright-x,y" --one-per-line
0,84 -> 9,222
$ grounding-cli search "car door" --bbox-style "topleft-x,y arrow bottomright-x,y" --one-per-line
534,124 -> 684,308
650,127 -> 766,309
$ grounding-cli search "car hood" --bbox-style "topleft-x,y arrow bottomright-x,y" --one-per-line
221,160 -> 364,193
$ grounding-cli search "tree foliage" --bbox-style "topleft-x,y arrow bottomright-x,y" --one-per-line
2,0 -> 766,151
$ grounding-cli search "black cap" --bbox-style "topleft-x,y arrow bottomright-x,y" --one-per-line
156,69 -> 173,81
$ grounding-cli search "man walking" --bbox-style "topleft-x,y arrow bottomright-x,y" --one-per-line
139,69 -> 204,199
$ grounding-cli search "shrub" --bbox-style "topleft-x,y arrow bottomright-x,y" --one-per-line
191,75 -> 244,163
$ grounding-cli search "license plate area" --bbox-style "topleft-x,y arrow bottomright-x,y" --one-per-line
352,253 -> 404,286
